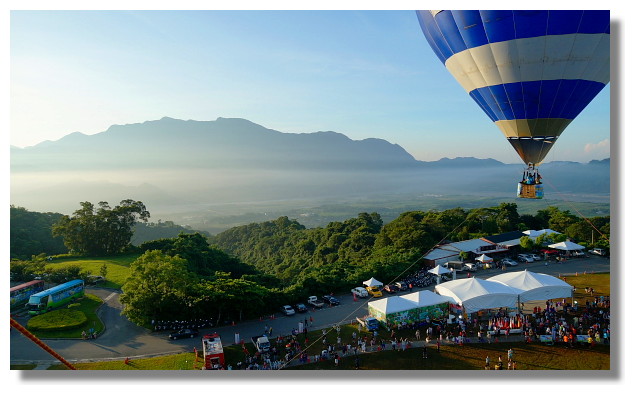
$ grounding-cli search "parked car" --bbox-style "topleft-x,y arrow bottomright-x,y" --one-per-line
395,282 -> 409,291
517,254 -> 534,263
86,275 -> 105,285
281,305 -> 296,316
294,303 -> 308,313
590,248 -> 607,256
366,286 -> 383,298
501,258 -> 519,266
307,296 -> 325,308
528,253 -> 542,261
383,284 -> 398,293
168,328 -> 199,340
351,287 -> 369,298
463,263 -> 478,272
322,295 -> 340,306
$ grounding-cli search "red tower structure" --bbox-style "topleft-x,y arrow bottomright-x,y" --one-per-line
202,333 -> 225,370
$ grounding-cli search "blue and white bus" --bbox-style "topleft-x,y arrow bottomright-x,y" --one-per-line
26,279 -> 85,315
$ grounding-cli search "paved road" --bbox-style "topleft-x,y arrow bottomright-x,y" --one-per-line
10,255 -> 610,365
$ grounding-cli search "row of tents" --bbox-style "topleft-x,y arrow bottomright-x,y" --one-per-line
367,270 -> 573,326
474,240 -> 587,265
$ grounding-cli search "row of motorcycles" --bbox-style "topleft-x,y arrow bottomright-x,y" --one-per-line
399,272 -> 438,288
152,318 -> 215,332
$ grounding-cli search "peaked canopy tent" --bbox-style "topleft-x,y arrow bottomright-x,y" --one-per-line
368,291 -> 452,326
428,265 -> 451,275
476,254 -> 493,263
428,264 -> 452,284
363,277 -> 383,287
434,277 -> 521,314
487,270 -> 573,303
523,229 -> 561,238
548,241 -> 586,251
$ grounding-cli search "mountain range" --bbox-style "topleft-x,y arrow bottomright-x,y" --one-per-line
10,117 -> 610,224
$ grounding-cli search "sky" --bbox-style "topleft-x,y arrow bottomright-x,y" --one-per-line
8,5 -> 615,164
2,2 -> 634,391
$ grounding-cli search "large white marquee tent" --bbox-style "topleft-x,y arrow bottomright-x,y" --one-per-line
487,270 -> 573,302
367,290 -> 453,326
434,277 -> 521,314
548,241 -> 586,251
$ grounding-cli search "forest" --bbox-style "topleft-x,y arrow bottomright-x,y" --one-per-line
9,202 -> 610,326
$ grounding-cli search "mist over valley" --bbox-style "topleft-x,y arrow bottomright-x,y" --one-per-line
11,117 -> 610,234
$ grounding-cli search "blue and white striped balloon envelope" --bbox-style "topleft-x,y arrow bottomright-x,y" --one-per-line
416,10 -> 610,166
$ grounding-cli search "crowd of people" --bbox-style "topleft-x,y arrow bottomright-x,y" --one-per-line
224,274 -> 609,370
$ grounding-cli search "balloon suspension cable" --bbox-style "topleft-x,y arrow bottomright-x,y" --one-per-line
276,215 -> 470,370
541,177 -> 610,245
520,162 -> 542,185
10,317 -> 77,370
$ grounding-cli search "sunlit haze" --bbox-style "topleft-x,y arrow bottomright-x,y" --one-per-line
10,8 -> 611,163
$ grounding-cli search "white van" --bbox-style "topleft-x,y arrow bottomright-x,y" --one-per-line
351,287 -> 369,298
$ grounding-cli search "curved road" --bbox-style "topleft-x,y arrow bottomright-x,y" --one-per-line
10,255 -> 611,365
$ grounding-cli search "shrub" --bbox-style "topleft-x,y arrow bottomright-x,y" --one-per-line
27,310 -> 87,332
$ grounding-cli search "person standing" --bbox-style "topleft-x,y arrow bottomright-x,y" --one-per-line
485,355 -> 490,369
422,345 -> 428,359
415,329 -> 421,340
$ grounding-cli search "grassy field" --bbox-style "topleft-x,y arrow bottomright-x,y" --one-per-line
43,342 -> 609,370
47,254 -> 139,289
26,293 -> 105,339
289,342 -> 610,370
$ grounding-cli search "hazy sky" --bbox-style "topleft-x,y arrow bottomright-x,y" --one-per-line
9,7 -> 614,164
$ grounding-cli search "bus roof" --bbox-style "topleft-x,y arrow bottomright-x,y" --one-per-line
30,279 -> 84,298
10,279 -> 44,292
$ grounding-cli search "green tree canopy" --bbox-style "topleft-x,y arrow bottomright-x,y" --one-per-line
52,200 -> 150,255
120,250 -> 195,325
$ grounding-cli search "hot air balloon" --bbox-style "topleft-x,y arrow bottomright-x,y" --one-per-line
416,10 -> 610,198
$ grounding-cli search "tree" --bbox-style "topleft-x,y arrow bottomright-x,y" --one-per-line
52,200 -> 150,255
99,263 -> 108,279
10,206 -> 67,259
120,250 -> 195,325
519,236 -> 536,251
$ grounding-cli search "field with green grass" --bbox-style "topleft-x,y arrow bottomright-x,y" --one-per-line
47,254 -> 139,289
43,342 -> 609,370
26,293 -> 105,339
290,342 -> 610,370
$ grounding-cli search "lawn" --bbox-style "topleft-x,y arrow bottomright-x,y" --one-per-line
48,352 -> 199,370
288,342 -> 610,370
46,254 -> 139,289
44,342 -> 609,370
26,293 -> 105,339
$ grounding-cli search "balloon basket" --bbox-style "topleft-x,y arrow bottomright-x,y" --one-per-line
517,182 -> 543,199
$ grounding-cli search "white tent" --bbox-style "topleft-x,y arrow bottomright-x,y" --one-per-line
475,254 -> 493,263
401,290 -> 454,307
368,291 -> 452,325
548,241 -> 586,251
363,277 -> 383,287
487,270 -> 573,302
434,277 -> 521,314
368,296 -> 416,315
428,265 -> 451,275
523,229 -> 562,238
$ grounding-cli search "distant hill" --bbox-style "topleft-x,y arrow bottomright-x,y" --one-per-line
10,117 -> 610,219
11,117 -> 419,172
